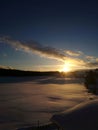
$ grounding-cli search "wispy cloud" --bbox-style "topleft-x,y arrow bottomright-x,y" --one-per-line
85,55 -> 96,61
0,36 -> 98,71
86,61 -> 98,68
83,56 -> 98,69
65,50 -> 83,56
0,36 -> 66,62
0,65 -> 13,69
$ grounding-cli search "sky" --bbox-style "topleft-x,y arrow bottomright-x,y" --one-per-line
0,0 -> 98,71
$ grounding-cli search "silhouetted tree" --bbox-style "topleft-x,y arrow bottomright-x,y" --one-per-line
85,70 -> 97,94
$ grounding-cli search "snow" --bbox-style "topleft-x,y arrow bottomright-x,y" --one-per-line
0,76 -> 96,130
51,99 -> 98,130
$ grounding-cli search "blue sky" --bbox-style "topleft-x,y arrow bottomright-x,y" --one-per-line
0,0 -> 98,71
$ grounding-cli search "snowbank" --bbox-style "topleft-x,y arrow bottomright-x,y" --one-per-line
51,99 -> 98,130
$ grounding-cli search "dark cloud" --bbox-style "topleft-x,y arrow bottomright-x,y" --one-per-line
0,36 -> 66,62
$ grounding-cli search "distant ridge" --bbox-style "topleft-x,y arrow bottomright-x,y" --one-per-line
0,68 -> 60,77
0,68 -> 97,77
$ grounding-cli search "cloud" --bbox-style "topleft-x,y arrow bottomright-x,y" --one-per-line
0,36 -> 66,62
0,65 -> 13,69
96,58 -> 98,62
84,56 -> 98,69
64,58 -> 87,70
0,36 -> 98,71
65,50 -> 83,56
86,61 -> 98,68
85,55 -> 96,61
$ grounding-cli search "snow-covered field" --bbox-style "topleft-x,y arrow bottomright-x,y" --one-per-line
0,76 -> 96,130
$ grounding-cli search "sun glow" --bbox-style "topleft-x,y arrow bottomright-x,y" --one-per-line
60,61 -> 72,72
62,66 -> 71,72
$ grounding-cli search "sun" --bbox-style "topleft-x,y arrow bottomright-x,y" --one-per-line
60,62 -> 72,73
62,66 -> 71,72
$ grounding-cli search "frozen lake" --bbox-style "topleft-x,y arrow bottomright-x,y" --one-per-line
0,76 -> 95,130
